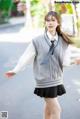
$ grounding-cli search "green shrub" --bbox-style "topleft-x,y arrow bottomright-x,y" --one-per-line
0,0 -> 13,24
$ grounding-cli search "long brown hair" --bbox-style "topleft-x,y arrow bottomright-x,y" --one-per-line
45,11 -> 73,44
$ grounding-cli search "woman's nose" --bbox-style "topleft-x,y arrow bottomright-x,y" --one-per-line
49,21 -> 53,25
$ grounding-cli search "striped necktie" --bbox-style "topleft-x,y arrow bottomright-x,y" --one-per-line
49,40 -> 56,55
41,40 -> 56,65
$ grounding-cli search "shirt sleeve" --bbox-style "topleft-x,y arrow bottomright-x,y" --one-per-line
63,45 -> 71,66
11,42 -> 36,73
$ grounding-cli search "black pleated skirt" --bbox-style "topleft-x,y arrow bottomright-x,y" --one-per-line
34,84 -> 66,98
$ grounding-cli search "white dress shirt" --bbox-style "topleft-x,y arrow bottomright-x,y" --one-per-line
11,32 -> 59,73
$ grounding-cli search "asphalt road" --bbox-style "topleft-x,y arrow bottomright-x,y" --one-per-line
0,42 -> 80,119
0,24 -> 24,33
0,24 -> 80,119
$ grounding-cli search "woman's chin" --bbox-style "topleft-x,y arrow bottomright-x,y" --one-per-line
48,29 -> 55,33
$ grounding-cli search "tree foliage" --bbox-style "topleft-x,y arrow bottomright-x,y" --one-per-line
0,0 -> 13,23
30,0 -> 47,27
55,3 -> 73,14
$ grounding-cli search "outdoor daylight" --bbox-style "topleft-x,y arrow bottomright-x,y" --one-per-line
0,0 -> 80,119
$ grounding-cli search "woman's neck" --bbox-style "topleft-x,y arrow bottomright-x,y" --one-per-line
49,31 -> 56,36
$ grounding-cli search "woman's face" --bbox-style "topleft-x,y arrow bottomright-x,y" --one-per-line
45,15 -> 59,33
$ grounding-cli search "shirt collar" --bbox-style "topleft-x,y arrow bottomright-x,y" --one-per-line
47,31 -> 58,41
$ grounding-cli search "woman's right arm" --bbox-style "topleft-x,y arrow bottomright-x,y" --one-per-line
5,42 -> 36,78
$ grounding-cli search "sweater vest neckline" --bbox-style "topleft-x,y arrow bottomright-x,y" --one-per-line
44,32 -> 59,47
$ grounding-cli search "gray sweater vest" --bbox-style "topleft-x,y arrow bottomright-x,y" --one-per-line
32,32 -> 68,88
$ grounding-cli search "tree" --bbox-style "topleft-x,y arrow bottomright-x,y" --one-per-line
0,0 -> 13,24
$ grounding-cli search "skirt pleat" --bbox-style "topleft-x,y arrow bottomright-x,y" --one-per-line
34,84 -> 66,98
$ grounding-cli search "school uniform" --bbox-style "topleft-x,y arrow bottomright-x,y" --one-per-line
11,31 -> 68,98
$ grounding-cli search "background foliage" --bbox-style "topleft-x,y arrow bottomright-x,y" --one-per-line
0,0 -> 13,23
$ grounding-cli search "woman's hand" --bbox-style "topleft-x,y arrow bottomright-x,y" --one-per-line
75,59 -> 80,64
5,71 -> 16,78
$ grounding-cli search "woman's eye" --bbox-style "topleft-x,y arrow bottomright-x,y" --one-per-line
46,19 -> 56,22
46,19 -> 55,22
46,19 -> 50,22
52,19 -> 55,21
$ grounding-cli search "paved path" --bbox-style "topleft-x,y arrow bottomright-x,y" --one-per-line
0,23 -> 80,119
0,42 -> 80,119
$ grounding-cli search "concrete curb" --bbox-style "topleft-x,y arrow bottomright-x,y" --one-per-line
0,22 -> 24,29
0,17 -> 25,29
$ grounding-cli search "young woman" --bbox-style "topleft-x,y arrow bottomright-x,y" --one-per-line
5,11 -> 73,119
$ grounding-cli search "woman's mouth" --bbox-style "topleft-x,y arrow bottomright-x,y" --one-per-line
48,26 -> 53,28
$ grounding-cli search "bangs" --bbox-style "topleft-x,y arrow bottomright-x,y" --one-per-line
45,11 -> 61,24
